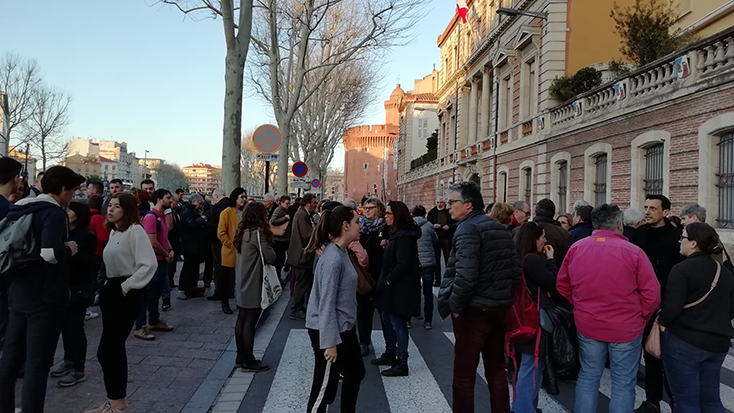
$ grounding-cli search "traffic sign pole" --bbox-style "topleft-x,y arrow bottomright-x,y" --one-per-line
265,161 -> 270,194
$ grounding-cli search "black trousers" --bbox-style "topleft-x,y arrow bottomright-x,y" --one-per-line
436,237 -> 452,280
0,290 -> 65,413
220,266 -> 235,302
307,328 -> 365,413
0,277 -> 8,351
235,307 -> 262,365
273,241 -> 288,277
642,316 -> 672,405
97,278 -> 145,400
202,245 -> 214,285
356,294 -> 375,346
61,303 -> 88,372
211,243 -> 223,295
179,254 -> 202,291
291,267 -> 313,314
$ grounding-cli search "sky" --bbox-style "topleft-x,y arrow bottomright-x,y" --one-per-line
1,1 -> 451,170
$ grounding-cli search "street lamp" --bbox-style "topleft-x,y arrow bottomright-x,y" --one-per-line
497,7 -> 548,20
143,149 -> 149,180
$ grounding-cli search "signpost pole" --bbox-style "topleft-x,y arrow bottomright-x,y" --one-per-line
265,161 -> 270,194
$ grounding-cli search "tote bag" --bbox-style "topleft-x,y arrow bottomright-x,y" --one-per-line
257,230 -> 283,309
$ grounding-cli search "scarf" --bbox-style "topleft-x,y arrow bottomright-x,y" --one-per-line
360,216 -> 386,234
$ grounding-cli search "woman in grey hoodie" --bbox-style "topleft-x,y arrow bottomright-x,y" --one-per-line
304,206 -> 365,413
411,205 -> 439,329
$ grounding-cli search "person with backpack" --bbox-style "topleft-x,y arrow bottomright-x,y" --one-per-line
0,157 -> 23,352
437,181 -> 520,413
0,166 -> 85,413
87,192 -> 156,413
512,222 -> 560,413
49,202 -> 97,387
133,189 -> 175,341
557,204 -> 660,413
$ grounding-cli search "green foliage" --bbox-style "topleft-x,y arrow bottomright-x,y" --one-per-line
608,59 -> 632,77
86,175 -> 102,184
410,149 -> 438,169
426,129 -> 438,153
549,67 -> 603,102
611,0 -> 697,66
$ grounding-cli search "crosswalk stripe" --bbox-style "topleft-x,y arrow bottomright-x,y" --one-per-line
443,332 -> 570,413
261,329 -> 314,413
372,331 -> 453,413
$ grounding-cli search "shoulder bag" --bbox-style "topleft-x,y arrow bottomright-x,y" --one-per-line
270,220 -> 289,237
348,249 -> 374,295
257,230 -> 283,309
645,261 -> 721,358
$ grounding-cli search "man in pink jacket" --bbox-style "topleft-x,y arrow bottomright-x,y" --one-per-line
557,204 -> 660,413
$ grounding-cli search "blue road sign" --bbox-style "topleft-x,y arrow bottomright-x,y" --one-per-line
293,162 -> 308,177
311,179 -> 321,188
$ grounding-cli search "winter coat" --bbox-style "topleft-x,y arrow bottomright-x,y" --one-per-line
359,220 -> 388,291
68,225 -> 97,306
569,221 -> 594,242
89,209 -> 109,258
516,253 -> 559,357
438,210 -> 521,319
179,203 -> 207,255
270,205 -> 291,243
218,207 -> 240,268
427,207 -> 456,240
235,228 -> 276,309
287,206 -> 314,269
374,227 -> 422,317
414,216 -> 439,268
530,216 -> 575,264
631,219 -> 684,297
208,197 -> 229,245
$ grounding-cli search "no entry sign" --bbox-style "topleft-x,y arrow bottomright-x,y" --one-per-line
292,162 -> 308,177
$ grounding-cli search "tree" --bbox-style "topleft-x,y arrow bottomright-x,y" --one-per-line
161,0 -> 254,193
86,174 -> 103,184
426,129 -> 438,153
611,0 -> 696,66
549,67 -> 603,102
23,85 -> 72,170
155,163 -> 189,192
0,53 -> 43,155
248,0 -> 425,195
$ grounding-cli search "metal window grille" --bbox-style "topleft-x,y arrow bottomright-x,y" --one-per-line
558,161 -> 568,213
594,154 -> 607,206
524,168 -> 532,205
644,144 -> 664,196
718,134 -> 734,228
499,172 -> 508,203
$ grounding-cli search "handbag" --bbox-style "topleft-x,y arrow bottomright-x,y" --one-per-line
348,250 -> 374,295
270,220 -> 289,237
257,230 -> 283,309
645,261 -> 721,358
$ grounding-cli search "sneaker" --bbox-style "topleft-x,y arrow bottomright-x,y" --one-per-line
634,401 -> 661,413
241,360 -> 269,373
289,310 -> 306,321
84,402 -> 126,413
360,344 -> 370,357
371,350 -> 396,366
50,360 -> 75,378
380,358 -> 408,377
176,291 -> 188,300
197,280 -> 205,288
423,322 -> 433,330
148,320 -> 174,332
161,299 -> 171,311
85,310 -> 99,321
134,326 -> 155,341
58,370 -> 86,387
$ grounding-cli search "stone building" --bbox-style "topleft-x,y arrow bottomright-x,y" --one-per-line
397,0 -> 734,243
182,163 -> 223,195
63,154 -> 101,178
66,138 -> 141,186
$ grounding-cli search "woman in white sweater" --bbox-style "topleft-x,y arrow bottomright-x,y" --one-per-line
86,193 -> 157,413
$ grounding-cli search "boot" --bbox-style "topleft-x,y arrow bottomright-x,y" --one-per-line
221,300 -> 233,314
380,358 -> 408,377
371,350 -> 396,366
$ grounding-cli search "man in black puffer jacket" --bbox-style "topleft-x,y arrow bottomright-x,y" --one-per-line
437,181 -> 520,413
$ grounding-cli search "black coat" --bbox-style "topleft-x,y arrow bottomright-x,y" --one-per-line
427,207 -> 456,240
438,210 -> 521,319
359,224 -> 388,288
374,228 -> 422,317
631,219 -> 684,296
68,226 -> 97,288
179,204 -> 207,255
208,198 -> 229,245
569,221 -> 594,241
526,216 -> 575,264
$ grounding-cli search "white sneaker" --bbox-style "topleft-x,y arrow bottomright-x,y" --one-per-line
176,291 -> 188,300
85,310 -> 99,321
197,280 -> 205,288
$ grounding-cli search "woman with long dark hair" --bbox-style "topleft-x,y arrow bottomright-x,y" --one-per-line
217,187 -> 248,314
232,201 -> 275,372
87,193 -> 157,413
357,198 -> 388,356
659,223 -> 734,412
371,201 -> 421,377
512,222 -> 559,413
305,206 -> 365,413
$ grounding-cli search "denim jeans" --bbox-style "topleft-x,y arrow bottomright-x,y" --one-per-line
512,353 -> 545,413
420,266 -> 435,322
135,260 -> 166,330
575,332 -> 642,413
662,330 -> 726,413
161,259 -> 171,301
381,311 -> 409,359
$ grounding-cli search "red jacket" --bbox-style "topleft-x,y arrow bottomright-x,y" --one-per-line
89,209 -> 109,258
557,230 -> 661,343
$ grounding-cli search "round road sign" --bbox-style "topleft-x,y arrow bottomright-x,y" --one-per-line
252,124 -> 282,154
293,162 -> 308,177
311,179 -> 321,188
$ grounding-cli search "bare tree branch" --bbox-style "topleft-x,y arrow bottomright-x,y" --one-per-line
0,53 -> 43,154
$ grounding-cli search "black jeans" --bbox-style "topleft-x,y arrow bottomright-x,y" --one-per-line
211,243 -> 223,295
220,266 -> 235,302
202,246 -> 213,286
60,303 -> 88,372
179,254 -> 202,292
291,267 -> 313,314
356,294 -> 375,346
135,260 -> 166,330
273,241 -> 288,277
436,237 -> 452,280
0,277 -> 8,351
97,278 -> 145,400
0,290 -> 65,413
307,328 -> 365,413
235,307 -> 262,365
642,316 -> 672,406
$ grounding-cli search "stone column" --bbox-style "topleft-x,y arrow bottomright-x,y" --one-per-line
468,80 -> 478,145
481,68 -> 492,140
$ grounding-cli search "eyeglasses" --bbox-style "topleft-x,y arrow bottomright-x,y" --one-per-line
364,206 -> 376,210
680,236 -> 689,241
447,199 -> 463,206
385,212 -> 393,216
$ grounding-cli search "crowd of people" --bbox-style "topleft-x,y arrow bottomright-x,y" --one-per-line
0,154 -> 732,413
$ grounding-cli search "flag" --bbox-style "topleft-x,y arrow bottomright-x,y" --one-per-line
456,0 -> 469,23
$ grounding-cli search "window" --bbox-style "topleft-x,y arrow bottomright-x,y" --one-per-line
594,154 -> 608,205
417,118 -> 429,139
558,161 -> 568,213
644,144 -> 664,196
523,168 -> 532,205
522,58 -> 537,118
498,171 -> 508,203
104,165 -> 109,171
502,75 -> 512,129
363,163 -> 369,171
718,133 -> 734,228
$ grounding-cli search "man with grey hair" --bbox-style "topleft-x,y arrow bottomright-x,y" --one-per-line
679,203 -> 706,227
263,193 -> 277,219
343,197 -> 359,211
508,201 -> 531,232
623,207 -> 646,239
558,204 -> 660,413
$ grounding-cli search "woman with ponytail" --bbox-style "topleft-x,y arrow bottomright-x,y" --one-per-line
305,206 -> 365,413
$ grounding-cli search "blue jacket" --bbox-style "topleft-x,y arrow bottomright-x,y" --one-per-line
569,221 -> 594,242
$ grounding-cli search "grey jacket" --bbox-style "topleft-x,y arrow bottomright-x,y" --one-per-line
269,205 -> 291,243
235,228 -> 276,309
414,217 -> 439,268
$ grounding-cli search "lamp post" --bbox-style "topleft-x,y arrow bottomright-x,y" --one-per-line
143,150 -> 149,180
496,7 -> 548,20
